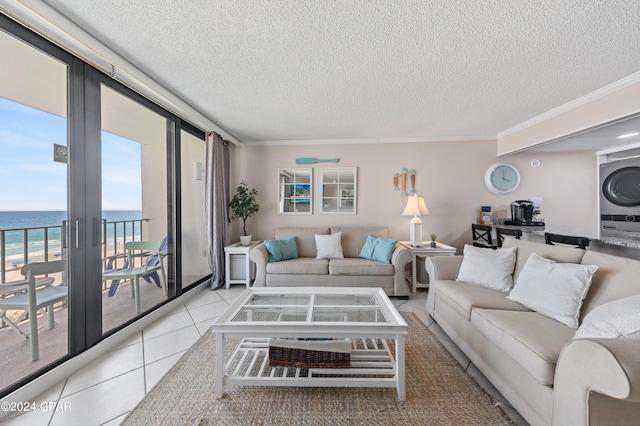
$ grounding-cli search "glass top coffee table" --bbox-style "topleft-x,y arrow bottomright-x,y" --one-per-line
211,287 -> 408,400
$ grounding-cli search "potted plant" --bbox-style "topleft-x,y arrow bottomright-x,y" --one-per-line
229,181 -> 260,246
430,234 -> 437,248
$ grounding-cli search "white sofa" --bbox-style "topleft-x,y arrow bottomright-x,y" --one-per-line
249,226 -> 412,297
425,237 -> 640,426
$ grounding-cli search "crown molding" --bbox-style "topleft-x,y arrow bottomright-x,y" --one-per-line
240,135 -> 495,147
497,71 -> 640,139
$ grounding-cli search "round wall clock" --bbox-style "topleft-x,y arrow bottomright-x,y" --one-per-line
485,163 -> 520,194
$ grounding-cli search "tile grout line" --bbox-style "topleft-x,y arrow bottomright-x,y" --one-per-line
46,377 -> 68,426
141,329 -> 148,394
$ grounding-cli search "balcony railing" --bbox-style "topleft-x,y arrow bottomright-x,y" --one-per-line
0,218 -> 149,283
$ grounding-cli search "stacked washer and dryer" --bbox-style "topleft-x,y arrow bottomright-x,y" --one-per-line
599,154 -> 640,233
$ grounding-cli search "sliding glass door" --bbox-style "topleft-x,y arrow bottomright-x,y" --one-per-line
180,130 -> 209,285
0,26 -> 70,390
0,12 -> 210,397
100,84 -> 169,333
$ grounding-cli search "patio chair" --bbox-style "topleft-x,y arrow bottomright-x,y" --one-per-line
0,260 -> 67,361
102,240 -> 167,314
0,275 -> 55,329
105,236 -> 167,297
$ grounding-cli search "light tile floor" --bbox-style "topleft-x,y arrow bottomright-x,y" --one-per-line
1,287 -> 528,426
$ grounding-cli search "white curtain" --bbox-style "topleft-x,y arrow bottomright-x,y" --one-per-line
205,132 -> 229,289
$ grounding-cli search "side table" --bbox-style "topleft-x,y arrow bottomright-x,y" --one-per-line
224,241 -> 261,289
398,241 -> 456,293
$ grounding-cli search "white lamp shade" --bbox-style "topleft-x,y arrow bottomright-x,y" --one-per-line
402,195 -> 430,247
401,195 -> 430,217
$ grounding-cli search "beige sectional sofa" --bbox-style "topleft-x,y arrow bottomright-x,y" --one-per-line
249,226 -> 412,297
425,237 -> 640,426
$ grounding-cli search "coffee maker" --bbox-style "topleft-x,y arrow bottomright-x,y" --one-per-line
505,200 -> 545,226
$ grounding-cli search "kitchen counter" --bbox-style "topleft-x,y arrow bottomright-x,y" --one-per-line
490,221 -> 640,250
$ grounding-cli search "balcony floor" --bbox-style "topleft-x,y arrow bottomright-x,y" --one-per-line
0,279 -> 167,391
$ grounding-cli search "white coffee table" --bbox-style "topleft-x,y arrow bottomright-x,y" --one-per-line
211,287 -> 408,400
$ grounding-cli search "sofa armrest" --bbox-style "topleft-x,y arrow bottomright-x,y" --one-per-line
249,242 -> 268,287
424,255 -> 464,281
552,338 -> 640,426
391,245 -> 413,296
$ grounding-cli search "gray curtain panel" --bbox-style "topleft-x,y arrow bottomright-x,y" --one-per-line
205,132 -> 229,289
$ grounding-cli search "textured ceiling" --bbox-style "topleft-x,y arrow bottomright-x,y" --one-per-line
41,0 -> 640,145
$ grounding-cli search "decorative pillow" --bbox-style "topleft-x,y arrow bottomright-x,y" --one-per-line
315,232 -> 344,260
456,244 -> 517,292
507,253 -> 598,328
264,236 -> 298,262
574,295 -> 640,339
359,235 -> 398,263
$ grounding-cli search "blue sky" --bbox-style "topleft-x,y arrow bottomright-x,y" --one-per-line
0,97 -> 141,211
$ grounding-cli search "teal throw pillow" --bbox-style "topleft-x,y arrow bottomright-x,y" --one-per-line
359,235 -> 377,259
359,235 -> 398,263
264,236 -> 298,262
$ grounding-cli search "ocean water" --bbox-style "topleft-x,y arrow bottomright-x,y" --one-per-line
0,210 -> 143,259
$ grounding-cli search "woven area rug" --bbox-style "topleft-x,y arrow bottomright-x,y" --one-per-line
124,313 -> 513,425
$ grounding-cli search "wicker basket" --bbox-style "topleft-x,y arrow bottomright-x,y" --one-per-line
268,338 -> 351,368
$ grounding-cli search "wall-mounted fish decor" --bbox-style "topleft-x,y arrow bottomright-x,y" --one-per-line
410,169 -> 416,194
400,168 -> 408,196
393,168 -> 417,196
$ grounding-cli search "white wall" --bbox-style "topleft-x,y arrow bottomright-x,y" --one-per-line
230,140 -> 597,252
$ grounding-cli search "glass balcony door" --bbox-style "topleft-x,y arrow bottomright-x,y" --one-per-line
0,28 -> 70,390
100,85 -> 169,333
0,13 -> 209,397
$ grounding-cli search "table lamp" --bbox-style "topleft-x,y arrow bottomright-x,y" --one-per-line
401,194 -> 430,247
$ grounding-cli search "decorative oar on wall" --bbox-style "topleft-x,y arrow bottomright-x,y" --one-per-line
295,157 -> 340,165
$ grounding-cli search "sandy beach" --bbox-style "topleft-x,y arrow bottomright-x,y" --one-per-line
2,242 -> 126,283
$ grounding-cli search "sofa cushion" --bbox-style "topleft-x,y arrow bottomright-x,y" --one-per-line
359,235 -> 398,263
315,232 -> 344,260
471,309 -> 575,386
430,280 -> 530,321
330,227 -> 388,257
501,238 -> 587,281
507,253 -> 598,328
580,250 -> 640,320
574,294 -> 640,339
266,258 -> 329,275
264,236 -> 298,262
275,227 -> 329,258
329,258 -> 394,276
456,244 -> 517,292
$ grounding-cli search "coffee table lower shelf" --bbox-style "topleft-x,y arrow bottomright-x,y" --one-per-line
223,337 -> 399,391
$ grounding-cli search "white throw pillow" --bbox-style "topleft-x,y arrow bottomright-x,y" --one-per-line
315,232 -> 344,260
574,295 -> 640,339
456,244 -> 517,292
507,253 -> 598,329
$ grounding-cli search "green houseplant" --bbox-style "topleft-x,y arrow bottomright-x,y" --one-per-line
430,233 -> 437,248
229,181 -> 260,246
